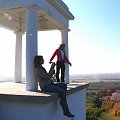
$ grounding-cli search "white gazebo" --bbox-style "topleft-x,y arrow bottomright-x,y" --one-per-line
0,0 -> 74,91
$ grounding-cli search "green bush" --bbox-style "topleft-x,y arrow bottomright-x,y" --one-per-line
86,91 -> 106,119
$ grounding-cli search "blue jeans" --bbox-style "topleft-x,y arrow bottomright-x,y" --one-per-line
41,83 -> 70,113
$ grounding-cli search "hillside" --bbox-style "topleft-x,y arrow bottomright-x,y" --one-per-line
108,101 -> 120,116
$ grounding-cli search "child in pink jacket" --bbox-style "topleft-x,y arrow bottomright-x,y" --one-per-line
49,43 -> 71,83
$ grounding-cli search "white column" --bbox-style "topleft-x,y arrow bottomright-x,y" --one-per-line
61,30 -> 69,84
14,31 -> 24,83
26,6 -> 38,91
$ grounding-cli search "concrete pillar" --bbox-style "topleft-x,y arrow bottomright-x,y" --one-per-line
14,31 -> 24,83
26,6 -> 38,91
61,30 -> 69,84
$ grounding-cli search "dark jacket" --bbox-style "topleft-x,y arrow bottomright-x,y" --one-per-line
35,63 -> 55,89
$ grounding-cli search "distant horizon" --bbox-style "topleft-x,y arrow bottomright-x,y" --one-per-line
71,72 -> 120,75
0,72 -> 120,81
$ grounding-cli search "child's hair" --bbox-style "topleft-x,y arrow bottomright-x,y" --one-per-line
59,43 -> 65,49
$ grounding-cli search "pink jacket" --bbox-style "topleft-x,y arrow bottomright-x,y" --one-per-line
50,49 -> 71,65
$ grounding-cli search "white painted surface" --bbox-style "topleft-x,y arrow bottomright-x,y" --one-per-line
0,89 -> 86,120
0,0 -> 74,30
67,89 -> 87,120
26,7 -> 38,91
14,31 -> 24,83
61,30 -> 69,84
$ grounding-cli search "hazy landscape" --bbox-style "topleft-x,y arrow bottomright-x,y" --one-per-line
0,72 -> 120,83
70,72 -> 120,83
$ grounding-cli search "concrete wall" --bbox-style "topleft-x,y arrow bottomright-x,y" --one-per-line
0,89 -> 86,120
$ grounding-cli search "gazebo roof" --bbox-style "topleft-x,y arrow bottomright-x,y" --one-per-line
0,0 -> 74,31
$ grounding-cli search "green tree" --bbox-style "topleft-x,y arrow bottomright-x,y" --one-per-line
93,97 -> 102,108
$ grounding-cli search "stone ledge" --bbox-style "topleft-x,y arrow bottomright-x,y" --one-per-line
0,82 -> 89,104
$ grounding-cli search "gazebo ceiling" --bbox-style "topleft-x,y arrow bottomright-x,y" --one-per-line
0,6 -> 65,32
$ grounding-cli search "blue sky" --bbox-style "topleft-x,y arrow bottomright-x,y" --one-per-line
0,0 -> 120,78
63,0 -> 120,74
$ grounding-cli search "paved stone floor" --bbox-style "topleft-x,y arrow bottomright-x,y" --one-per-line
0,82 -> 89,104
0,82 -> 48,96
0,82 -> 88,95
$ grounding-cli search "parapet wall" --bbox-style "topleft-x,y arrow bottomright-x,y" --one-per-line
0,82 -> 89,120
